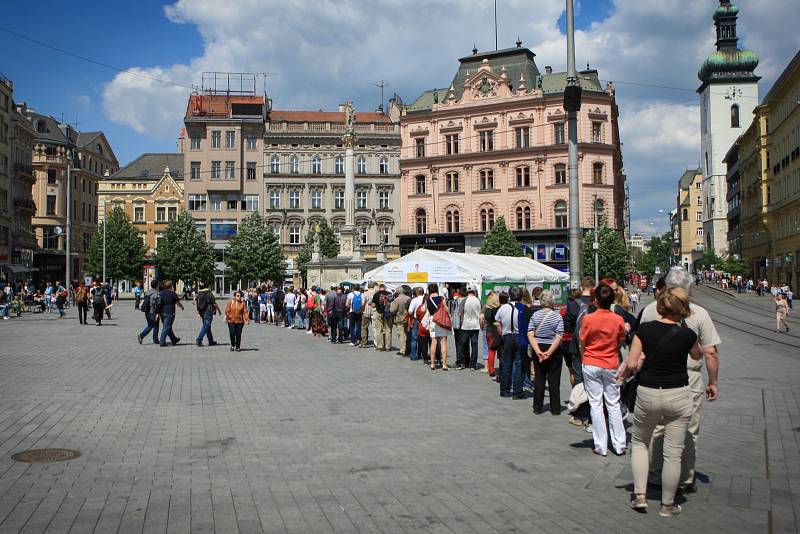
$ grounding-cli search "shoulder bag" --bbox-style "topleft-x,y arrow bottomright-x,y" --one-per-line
431,297 -> 452,330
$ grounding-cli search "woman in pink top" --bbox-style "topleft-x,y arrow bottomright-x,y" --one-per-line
579,283 -> 626,457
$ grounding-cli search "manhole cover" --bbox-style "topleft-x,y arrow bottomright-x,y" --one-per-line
11,449 -> 81,463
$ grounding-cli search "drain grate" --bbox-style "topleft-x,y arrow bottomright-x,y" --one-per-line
11,449 -> 81,463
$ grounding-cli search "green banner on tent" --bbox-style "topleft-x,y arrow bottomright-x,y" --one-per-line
480,281 -> 568,305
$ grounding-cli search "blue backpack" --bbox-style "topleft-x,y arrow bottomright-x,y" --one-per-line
351,293 -> 363,313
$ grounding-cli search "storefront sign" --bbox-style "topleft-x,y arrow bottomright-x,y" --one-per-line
210,223 -> 237,240
554,244 -> 567,261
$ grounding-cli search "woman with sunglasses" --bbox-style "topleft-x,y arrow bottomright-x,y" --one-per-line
225,290 -> 250,351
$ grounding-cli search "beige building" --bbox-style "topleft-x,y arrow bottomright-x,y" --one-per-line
263,108 -> 401,281
22,107 -> 118,284
98,153 -> 184,275
0,74 -> 12,274
676,168 -> 705,270
10,102 -> 36,276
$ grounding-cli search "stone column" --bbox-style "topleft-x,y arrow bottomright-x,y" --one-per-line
338,101 -> 361,260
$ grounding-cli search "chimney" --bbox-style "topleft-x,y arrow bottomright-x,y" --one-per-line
545,66 -> 552,75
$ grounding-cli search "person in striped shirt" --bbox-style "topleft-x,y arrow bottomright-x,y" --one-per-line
527,291 -> 565,415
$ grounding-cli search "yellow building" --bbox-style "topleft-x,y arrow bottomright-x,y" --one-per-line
738,51 -> 800,288
98,153 -> 184,273
676,168 -> 705,271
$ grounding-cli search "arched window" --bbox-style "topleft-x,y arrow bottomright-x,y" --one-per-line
554,164 -> 567,185
682,208 -> 688,221
554,200 -> 567,228
335,156 -> 344,174
480,209 -> 488,232
379,157 -> 389,174
524,207 -> 531,229
311,155 -> 321,174
731,104 -> 740,128
453,210 -> 460,232
36,119 -> 46,133
415,175 -> 426,195
516,207 -> 523,229
516,206 -> 532,229
480,208 -> 495,231
446,209 -> 461,233
357,156 -> 367,174
290,156 -> 299,174
592,162 -> 603,185
270,155 -> 280,174
415,208 -> 427,234
446,211 -> 453,233
515,166 -> 530,187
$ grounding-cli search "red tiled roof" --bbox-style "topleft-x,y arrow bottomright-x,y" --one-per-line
269,110 -> 391,123
185,94 -> 264,118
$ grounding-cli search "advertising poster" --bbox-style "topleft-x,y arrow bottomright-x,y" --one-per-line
554,244 -> 567,261
536,244 -> 547,261
383,262 -> 458,283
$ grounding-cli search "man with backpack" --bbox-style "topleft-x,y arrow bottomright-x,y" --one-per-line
157,280 -> 183,347
347,285 -> 364,346
333,286 -> 348,343
137,280 -> 161,344
195,283 -> 220,347
372,284 -> 392,351
90,280 -> 107,326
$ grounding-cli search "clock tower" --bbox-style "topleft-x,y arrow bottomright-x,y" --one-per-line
698,0 -> 759,256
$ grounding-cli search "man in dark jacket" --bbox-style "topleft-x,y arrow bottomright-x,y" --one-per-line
137,280 -> 161,344
333,287 -> 348,343
195,284 -> 220,347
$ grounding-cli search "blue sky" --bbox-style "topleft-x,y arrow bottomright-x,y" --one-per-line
2,0 -> 797,236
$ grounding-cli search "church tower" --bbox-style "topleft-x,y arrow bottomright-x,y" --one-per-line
698,0 -> 759,256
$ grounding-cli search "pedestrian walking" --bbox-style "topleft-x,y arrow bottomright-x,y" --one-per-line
103,283 -> 113,319
195,284 -> 220,347
54,280 -> 67,318
528,290 -> 565,415
225,290 -> 249,351
74,282 -> 89,324
618,286 -> 704,517
137,280 -> 161,344
774,293 -> 790,332
133,281 -> 143,309
90,281 -> 107,326
157,280 -> 183,347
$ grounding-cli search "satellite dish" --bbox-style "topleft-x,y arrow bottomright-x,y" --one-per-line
52,227 -> 63,236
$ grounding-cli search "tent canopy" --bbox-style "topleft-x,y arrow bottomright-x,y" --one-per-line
362,249 -> 568,286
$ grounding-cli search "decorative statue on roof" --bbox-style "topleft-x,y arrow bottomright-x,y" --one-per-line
344,101 -> 356,135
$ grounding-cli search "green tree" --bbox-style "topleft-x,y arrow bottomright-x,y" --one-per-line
696,249 -> 724,271
225,212 -> 285,285
317,218 -> 339,259
479,216 -> 522,256
85,206 -> 147,282
156,210 -> 216,285
583,222 -> 629,281
297,226 -> 317,280
722,254 -> 749,277
634,232 -> 674,277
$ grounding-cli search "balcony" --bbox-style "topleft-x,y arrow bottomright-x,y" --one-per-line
13,198 -> 36,212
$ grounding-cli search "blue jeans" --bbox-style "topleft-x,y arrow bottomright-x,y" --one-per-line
500,334 -> 523,396
159,314 -> 179,346
295,309 -> 305,328
196,312 -> 215,344
286,307 -> 295,327
409,319 -> 419,360
139,312 -> 160,343
350,313 -> 362,344
571,351 -> 584,385
337,314 -> 348,342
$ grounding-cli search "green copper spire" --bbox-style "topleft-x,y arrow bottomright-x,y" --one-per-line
698,1 -> 759,87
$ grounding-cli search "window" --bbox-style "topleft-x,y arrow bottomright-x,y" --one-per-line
378,190 -> 389,209
225,130 -> 235,149
554,200 -> 567,228
515,127 -> 530,148
446,210 -> 461,233
290,156 -> 299,174
270,155 -> 280,174
697,196 -> 702,205
269,191 -> 280,209
334,189 -> 344,209
415,138 -> 425,158
479,208 -> 495,232
188,194 -> 207,211
134,206 -> 144,222
554,163 -> 566,185
356,190 -> 367,209
682,208 -> 688,221
211,161 -> 221,180
190,162 -> 201,180
592,162 -> 603,185
479,169 -> 494,190
704,152 -> 709,175
211,131 -> 221,149
479,130 -> 494,151
225,161 -> 235,180
156,206 -> 166,222
289,225 -> 300,244
246,133 -> 257,151
311,190 -> 322,209
271,225 -> 280,239
244,195 -> 259,211
357,157 -> 367,174
381,225 -> 390,244
696,211 -> 702,221
47,169 -> 57,185
415,208 -> 427,234
43,229 -> 59,249
190,136 -> 201,150
359,226 -> 368,245
554,123 -> 565,144
696,181 -> 702,190
515,166 -> 530,187
592,122 -> 602,143
335,156 -> 344,174
696,227 -> 703,237
312,156 -> 321,174
415,175 -> 426,194
516,206 -> 531,229
36,119 -> 47,134
445,172 -> 459,192
379,157 -> 389,174
731,104 -> 740,128
247,162 -> 256,180
46,194 -> 56,215
445,134 -> 459,155
289,190 -> 300,209
167,206 -> 177,221
210,194 -> 222,211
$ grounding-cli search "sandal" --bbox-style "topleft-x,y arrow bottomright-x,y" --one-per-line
442,366 -> 450,371
430,365 -> 436,370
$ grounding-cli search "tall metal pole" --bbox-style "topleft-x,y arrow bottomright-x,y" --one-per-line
593,194 -> 599,285
565,0 -> 582,288
65,149 -> 72,294
102,199 -> 107,284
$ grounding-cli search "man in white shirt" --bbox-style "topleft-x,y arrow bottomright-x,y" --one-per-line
494,288 -> 523,398
408,287 -> 425,360
459,287 -> 483,370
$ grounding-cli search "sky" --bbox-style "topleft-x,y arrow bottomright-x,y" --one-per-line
2,0 -> 798,237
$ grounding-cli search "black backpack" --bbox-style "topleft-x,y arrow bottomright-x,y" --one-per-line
151,292 -> 162,314
139,293 -> 151,313
92,288 -> 104,306
197,291 -> 209,314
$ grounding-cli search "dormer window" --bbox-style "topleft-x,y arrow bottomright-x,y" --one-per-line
36,119 -> 47,133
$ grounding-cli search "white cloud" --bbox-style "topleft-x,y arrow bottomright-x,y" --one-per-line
102,0 -> 800,227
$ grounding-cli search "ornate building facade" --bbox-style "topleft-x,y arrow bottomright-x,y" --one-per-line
0,74 -> 12,273
263,108 -> 401,280
676,168 -> 705,270
396,45 -> 626,271
10,101 -> 36,276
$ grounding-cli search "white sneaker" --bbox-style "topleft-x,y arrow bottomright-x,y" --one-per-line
584,423 -> 593,433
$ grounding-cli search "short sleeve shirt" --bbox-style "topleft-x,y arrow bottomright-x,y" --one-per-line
494,303 -> 518,335
579,309 -> 625,369
639,301 -> 720,371
159,290 -> 180,315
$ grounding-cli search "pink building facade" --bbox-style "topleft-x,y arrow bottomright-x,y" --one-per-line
396,46 -> 626,269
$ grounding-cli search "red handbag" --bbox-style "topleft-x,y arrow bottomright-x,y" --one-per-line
431,297 -> 452,330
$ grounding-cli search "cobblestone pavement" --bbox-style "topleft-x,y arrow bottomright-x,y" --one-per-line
0,291 -> 797,533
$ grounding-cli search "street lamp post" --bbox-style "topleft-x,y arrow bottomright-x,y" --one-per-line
102,200 -> 107,284
565,0 -> 583,288
593,194 -> 599,285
